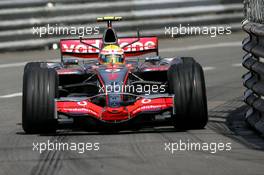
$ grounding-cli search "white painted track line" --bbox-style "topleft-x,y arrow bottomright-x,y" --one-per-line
0,59 -> 59,69
160,41 -> 241,52
203,66 -> 215,71
0,62 -> 26,68
231,63 -> 242,67
0,92 -> 22,98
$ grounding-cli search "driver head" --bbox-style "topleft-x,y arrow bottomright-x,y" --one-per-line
99,45 -> 125,65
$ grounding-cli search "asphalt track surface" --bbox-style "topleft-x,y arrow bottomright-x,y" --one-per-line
0,32 -> 263,175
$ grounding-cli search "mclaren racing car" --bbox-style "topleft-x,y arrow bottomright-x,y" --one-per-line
22,16 -> 208,133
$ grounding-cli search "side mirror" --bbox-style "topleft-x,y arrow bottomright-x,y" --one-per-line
145,56 -> 161,62
63,58 -> 79,65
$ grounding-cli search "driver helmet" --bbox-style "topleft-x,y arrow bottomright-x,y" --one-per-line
99,45 -> 124,64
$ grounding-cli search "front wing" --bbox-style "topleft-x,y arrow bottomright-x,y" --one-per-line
56,97 -> 174,122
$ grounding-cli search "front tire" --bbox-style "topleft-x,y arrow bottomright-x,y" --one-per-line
22,63 -> 58,134
168,57 -> 208,129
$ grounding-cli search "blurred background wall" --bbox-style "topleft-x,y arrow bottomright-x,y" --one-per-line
0,0 -> 243,51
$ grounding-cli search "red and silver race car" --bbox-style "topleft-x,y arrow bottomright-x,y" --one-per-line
22,17 -> 208,133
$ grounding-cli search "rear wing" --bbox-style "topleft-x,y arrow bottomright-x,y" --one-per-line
60,37 -> 158,59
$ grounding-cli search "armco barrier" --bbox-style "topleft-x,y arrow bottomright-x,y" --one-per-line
242,22 -> 264,134
244,0 -> 264,24
0,0 -> 243,51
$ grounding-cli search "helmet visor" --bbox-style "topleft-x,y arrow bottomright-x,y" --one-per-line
101,54 -> 124,64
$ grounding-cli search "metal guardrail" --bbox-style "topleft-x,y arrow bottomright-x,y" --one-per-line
0,0 -> 243,51
242,22 -> 264,134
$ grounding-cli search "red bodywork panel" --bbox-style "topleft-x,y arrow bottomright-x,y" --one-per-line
60,37 -> 158,59
57,97 -> 173,122
57,35 -> 170,122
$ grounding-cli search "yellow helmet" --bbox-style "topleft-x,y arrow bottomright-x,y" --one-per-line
99,45 -> 124,64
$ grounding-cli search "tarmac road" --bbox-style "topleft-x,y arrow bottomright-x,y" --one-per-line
0,32 -> 263,175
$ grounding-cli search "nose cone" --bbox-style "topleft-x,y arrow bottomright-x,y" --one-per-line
98,66 -> 129,107
101,107 -> 129,121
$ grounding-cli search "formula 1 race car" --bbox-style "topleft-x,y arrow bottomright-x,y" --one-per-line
22,16 -> 208,133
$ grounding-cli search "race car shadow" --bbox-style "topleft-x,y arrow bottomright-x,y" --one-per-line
208,97 -> 264,150
37,127 -> 188,136
16,124 -> 189,136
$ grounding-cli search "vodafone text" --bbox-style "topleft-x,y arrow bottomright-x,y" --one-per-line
61,40 -> 156,53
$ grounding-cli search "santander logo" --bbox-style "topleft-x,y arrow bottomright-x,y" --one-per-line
61,37 -> 157,53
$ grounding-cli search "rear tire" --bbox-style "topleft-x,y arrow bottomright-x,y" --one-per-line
168,57 -> 208,129
22,63 -> 58,134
